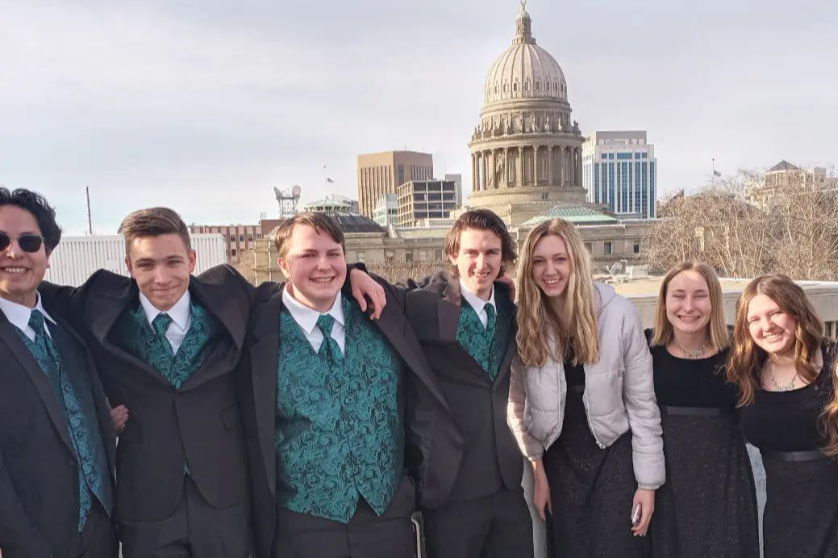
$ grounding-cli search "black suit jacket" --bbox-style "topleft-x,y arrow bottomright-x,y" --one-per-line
0,306 -> 117,558
404,272 -> 523,501
237,279 -> 463,558
41,265 -> 254,522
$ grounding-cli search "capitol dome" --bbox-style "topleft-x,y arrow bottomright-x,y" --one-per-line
483,4 -> 568,107
467,2 -> 587,226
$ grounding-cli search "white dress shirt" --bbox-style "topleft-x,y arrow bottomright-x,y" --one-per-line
0,291 -> 57,341
282,289 -> 346,355
459,279 -> 497,329
139,290 -> 192,355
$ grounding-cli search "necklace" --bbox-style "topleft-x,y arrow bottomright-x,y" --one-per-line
766,360 -> 799,391
673,339 -> 707,360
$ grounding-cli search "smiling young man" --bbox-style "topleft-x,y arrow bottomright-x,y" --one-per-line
237,212 -> 460,558
0,188 -> 117,558
403,209 -> 534,558
41,207 -> 256,558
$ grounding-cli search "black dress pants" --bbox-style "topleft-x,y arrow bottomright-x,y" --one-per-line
273,475 -> 416,558
119,476 -> 249,558
77,500 -> 118,558
422,486 -> 534,558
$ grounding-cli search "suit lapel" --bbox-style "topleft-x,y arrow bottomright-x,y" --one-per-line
249,289 -> 283,496
89,280 -> 177,387
492,287 -> 517,385
49,310 -> 118,477
0,315 -> 76,455
189,278 -> 245,351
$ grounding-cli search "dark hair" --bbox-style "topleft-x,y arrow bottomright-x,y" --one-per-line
274,212 -> 346,260
118,207 -> 191,253
445,209 -> 517,277
0,188 -> 62,251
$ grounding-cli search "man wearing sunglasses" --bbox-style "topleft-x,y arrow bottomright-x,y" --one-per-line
0,188 -> 118,558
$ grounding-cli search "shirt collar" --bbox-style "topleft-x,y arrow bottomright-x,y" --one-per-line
0,291 -> 57,332
459,279 -> 496,314
138,289 -> 191,330
282,288 -> 345,336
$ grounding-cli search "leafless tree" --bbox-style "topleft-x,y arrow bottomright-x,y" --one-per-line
643,169 -> 838,280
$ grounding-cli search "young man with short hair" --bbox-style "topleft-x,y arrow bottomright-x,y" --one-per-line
42,207 -> 386,558
0,188 -> 117,558
404,209 -> 534,558
237,212 -> 461,558
43,207 -> 255,558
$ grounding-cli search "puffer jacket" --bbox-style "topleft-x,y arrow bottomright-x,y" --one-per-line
507,282 -> 665,490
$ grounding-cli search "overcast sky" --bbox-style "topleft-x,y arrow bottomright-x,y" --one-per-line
2,0 -> 836,235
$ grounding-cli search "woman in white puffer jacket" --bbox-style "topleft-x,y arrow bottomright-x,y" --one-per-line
508,218 -> 665,558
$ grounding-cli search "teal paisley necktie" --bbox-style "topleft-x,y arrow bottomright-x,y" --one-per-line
22,311 -> 107,531
316,314 -> 343,364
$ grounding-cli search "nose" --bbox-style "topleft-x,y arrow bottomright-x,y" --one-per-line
475,253 -> 487,270
316,255 -> 331,270
153,266 -> 169,284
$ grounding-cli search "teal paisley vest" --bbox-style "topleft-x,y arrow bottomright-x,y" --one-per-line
275,298 -> 405,523
456,301 -> 507,381
111,300 -> 221,389
15,312 -> 112,531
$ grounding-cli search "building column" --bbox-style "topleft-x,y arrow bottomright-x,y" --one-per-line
533,145 -> 539,185
557,146 -> 564,186
576,148 -> 582,187
502,147 -> 509,188
548,145 -> 554,186
517,146 -> 523,188
471,153 -> 480,192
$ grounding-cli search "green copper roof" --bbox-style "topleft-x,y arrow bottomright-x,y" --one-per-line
521,205 -> 618,227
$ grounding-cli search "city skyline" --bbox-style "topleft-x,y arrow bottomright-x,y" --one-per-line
1,0 -> 836,235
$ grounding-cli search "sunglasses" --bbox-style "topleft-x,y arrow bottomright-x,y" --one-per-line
0,233 -> 45,253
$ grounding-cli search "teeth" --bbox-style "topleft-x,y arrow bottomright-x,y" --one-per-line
2,268 -> 26,274
764,332 -> 783,341
545,279 -> 560,285
311,277 -> 333,283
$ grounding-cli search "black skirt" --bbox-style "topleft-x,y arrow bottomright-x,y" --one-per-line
761,453 -> 838,558
543,386 -> 648,558
650,409 -> 760,558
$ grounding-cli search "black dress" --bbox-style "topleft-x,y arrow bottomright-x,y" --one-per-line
542,356 -> 647,558
738,343 -> 838,558
649,346 -> 760,558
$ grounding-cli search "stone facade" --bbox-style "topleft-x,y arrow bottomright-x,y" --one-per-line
467,4 -> 587,225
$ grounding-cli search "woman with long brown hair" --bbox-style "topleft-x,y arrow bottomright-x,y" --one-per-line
648,262 -> 759,558
508,218 -> 664,557
727,274 -> 838,557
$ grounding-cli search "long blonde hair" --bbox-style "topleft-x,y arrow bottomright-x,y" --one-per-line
517,219 -> 599,366
651,262 -> 730,352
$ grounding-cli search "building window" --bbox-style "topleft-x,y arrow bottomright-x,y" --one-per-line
356,251 -> 366,263
542,192 -> 549,200
585,242 -> 593,254
604,241 -> 613,256
405,250 -> 413,263
633,241 -> 641,254
229,234 -> 235,242
239,234 -> 245,241
418,250 -> 428,262
248,233 -> 254,241
385,250 -> 395,263
231,249 -> 237,257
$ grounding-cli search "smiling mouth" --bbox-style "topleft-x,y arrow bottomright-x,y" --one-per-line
763,331 -> 785,342
678,315 -> 702,322
543,278 -> 562,286
1,267 -> 28,275
311,277 -> 335,284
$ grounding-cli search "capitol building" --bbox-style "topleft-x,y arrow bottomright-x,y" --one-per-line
253,4 -> 649,283
468,2 -> 588,225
